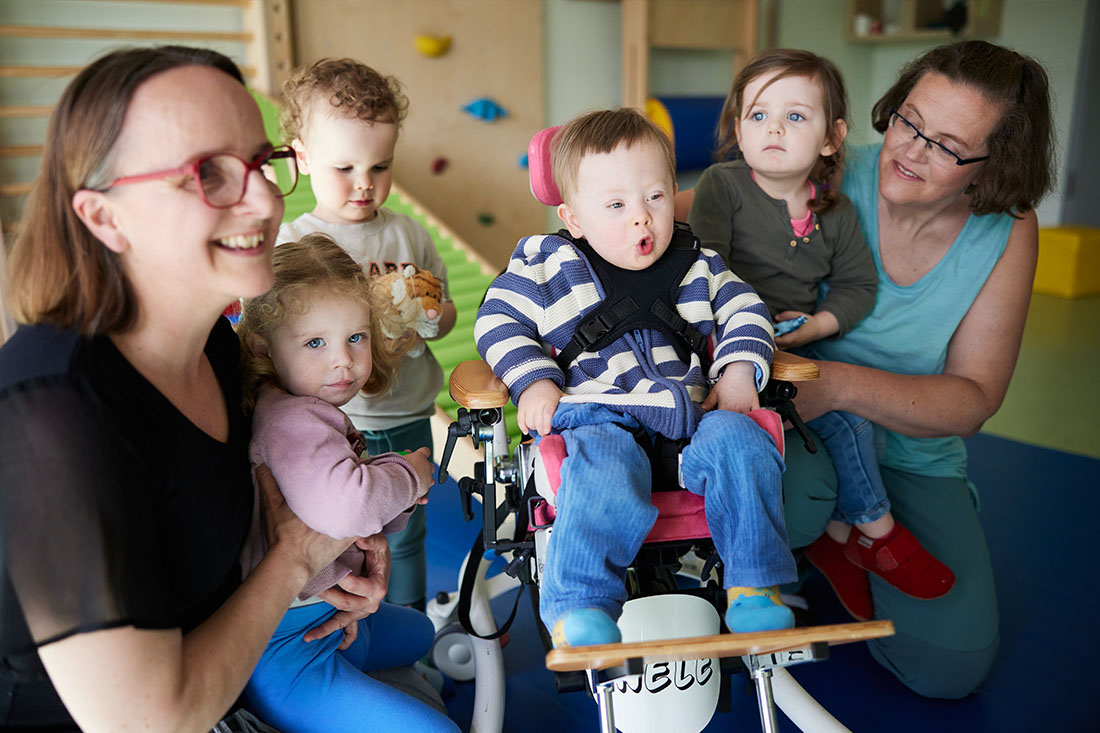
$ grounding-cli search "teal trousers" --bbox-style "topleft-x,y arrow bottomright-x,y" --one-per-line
782,434 -> 999,699
361,418 -> 433,610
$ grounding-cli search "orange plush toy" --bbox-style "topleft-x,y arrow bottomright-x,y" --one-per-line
370,265 -> 443,357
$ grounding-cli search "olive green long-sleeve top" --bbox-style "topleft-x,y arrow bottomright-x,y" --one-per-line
687,159 -> 877,336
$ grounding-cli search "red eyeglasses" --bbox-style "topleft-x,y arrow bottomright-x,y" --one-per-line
100,145 -> 299,208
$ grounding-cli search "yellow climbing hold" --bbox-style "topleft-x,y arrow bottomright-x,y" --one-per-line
415,34 -> 452,58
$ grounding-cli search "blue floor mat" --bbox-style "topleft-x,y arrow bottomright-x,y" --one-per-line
426,433 -> 1100,732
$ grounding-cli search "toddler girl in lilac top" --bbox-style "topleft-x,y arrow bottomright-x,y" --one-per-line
236,233 -> 457,732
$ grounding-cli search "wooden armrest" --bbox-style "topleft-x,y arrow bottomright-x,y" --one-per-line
545,619 -> 893,673
771,350 -> 819,382
449,351 -> 813,410
449,360 -> 510,409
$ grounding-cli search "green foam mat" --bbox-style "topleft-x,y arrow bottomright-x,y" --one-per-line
252,90 -> 519,439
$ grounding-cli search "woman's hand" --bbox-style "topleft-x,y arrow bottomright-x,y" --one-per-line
256,463 -> 357,582
787,360 -> 837,422
307,534 -> 392,649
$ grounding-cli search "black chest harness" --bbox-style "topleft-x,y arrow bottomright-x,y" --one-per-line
553,222 -> 710,371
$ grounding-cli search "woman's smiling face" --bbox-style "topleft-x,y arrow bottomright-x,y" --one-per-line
878,72 -> 1001,209
103,64 -> 283,308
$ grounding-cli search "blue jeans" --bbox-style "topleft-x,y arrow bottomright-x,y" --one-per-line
806,409 -> 890,525
245,602 -> 458,732
361,418 -> 433,608
539,404 -> 795,627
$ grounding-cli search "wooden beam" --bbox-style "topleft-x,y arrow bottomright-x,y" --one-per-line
0,66 -> 82,78
0,106 -> 52,118
621,0 -> 649,110
107,0 -> 250,5
0,183 -> 32,197
243,0 -> 295,97
0,66 -> 255,80
0,24 -> 251,42
0,145 -> 43,158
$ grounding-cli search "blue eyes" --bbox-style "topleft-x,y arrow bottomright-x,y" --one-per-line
304,333 -> 366,349
748,111 -> 806,122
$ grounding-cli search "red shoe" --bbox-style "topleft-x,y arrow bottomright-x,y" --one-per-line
803,533 -> 873,621
844,524 -> 956,600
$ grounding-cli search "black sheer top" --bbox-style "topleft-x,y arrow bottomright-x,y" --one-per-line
0,317 -> 253,681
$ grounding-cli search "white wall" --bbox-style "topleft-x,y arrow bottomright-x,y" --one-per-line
544,0 -> 1088,226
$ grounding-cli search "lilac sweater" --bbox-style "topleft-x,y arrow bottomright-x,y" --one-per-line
241,387 -> 421,601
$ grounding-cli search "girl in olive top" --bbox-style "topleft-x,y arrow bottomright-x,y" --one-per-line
689,49 -> 955,618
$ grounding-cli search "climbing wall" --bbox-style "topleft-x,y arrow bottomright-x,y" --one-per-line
289,0 -> 546,268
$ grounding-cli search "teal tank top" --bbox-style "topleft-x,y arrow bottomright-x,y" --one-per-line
815,144 -> 1014,479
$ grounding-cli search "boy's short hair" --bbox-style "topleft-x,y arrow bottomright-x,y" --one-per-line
551,108 -> 676,203
280,57 -> 408,142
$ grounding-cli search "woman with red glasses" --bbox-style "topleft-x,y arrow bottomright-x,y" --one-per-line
0,46 -> 382,729
782,40 -> 1055,699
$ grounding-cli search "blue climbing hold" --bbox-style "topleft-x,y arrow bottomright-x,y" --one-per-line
462,97 -> 508,122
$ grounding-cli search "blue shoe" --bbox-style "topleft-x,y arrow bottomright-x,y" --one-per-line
725,587 -> 795,633
550,608 -> 621,648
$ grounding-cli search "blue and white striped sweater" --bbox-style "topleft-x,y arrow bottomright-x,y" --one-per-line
475,233 -> 774,439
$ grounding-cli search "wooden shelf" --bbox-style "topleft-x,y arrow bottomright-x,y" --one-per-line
847,0 -> 1002,43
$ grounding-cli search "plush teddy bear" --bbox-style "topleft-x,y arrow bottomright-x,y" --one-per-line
369,265 -> 443,357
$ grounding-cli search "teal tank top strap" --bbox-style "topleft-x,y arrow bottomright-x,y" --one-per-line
821,144 -> 1014,480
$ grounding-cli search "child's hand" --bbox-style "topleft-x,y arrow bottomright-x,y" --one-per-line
517,379 -> 561,436
403,446 -> 435,502
773,310 -> 839,349
702,361 -> 760,414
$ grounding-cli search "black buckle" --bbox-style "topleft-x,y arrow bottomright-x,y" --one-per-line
575,315 -> 611,349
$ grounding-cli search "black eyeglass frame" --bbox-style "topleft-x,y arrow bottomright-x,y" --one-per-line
888,108 -> 989,167
97,145 -> 299,209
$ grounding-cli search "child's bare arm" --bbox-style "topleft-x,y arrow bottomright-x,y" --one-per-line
701,361 -> 760,414
517,379 -> 562,436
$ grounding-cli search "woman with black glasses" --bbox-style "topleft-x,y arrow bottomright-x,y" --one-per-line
0,46 -> 379,729
782,40 -> 1055,699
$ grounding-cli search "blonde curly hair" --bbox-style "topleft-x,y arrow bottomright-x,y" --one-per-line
237,233 -> 408,413
280,57 -> 408,142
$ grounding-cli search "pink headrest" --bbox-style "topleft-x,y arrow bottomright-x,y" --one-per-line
528,126 -> 563,206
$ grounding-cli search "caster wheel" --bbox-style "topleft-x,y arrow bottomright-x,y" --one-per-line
431,623 -> 476,681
